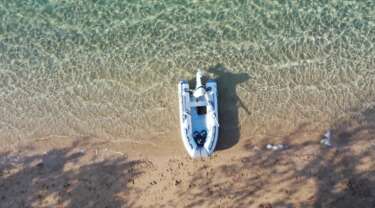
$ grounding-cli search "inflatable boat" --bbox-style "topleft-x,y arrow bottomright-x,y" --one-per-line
178,70 -> 219,158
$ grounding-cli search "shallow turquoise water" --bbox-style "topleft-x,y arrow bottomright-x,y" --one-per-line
0,0 -> 374,143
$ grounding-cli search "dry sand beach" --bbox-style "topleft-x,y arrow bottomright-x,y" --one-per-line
1,0 -> 375,207
1,109 -> 375,207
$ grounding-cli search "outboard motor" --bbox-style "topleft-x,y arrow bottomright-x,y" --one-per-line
193,69 -> 206,98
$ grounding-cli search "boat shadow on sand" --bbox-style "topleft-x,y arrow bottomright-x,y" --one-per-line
193,64 -> 251,151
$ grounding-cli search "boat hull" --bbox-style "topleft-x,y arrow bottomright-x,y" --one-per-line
178,80 -> 219,158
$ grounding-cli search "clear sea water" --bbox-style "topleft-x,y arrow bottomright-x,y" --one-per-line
0,1 -> 374,144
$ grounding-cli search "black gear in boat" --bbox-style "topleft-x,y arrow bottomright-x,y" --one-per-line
193,130 -> 207,147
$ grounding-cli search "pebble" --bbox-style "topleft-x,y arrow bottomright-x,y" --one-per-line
63,183 -> 71,188
175,180 -> 181,186
36,162 -> 44,168
259,203 -> 272,208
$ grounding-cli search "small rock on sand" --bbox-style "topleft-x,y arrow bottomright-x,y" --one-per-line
175,180 -> 181,186
320,129 -> 332,147
258,203 -> 272,208
36,162 -> 44,168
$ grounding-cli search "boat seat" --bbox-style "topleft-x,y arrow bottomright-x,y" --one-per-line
190,100 -> 207,107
